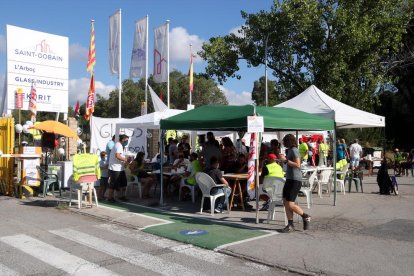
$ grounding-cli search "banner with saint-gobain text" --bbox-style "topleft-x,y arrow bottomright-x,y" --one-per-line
130,16 -> 147,79
109,10 -> 121,75
6,25 -> 69,112
90,116 -> 146,155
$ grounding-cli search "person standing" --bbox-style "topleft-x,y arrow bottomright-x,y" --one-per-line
298,138 -> 309,164
106,135 -> 115,157
281,134 -> 311,233
98,151 -> 109,200
349,139 -> 363,171
107,134 -> 129,202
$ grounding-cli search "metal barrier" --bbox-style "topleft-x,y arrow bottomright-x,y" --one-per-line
0,117 -> 15,195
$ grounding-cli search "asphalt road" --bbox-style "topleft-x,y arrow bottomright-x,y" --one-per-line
0,197 -> 292,276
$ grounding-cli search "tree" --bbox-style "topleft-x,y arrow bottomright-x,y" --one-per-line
251,76 -> 284,106
200,0 -> 414,112
93,70 -> 227,118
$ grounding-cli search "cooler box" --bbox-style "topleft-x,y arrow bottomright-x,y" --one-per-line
57,161 -> 73,188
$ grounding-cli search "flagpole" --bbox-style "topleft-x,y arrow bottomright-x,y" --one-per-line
145,15 -> 149,114
118,9 -> 122,118
166,20 -> 170,109
189,43 -> 192,106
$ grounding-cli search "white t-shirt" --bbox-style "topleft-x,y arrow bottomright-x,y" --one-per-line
349,143 -> 362,158
173,158 -> 191,169
109,142 -> 125,171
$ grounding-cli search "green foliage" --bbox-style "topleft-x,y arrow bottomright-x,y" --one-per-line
93,70 -> 227,119
200,0 -> 413,112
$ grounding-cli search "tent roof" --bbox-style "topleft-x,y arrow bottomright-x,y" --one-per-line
160,105 -> 334,131
117,109 -> 184,129
276,85 -> 385,129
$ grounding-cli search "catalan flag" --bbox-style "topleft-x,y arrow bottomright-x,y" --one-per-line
74,100 -> 80,120
28,81 -> 37,123
189,53 -> 195,93
86,20 -> 96,72
84,73 -> 95,121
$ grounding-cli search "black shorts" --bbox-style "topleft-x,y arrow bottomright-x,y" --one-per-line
108,170 -> 127,191
99,177 -> 109,188
283,179 -> 302,202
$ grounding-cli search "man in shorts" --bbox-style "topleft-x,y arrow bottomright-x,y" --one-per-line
349,139 -> 363,171
106,134 -> 129,202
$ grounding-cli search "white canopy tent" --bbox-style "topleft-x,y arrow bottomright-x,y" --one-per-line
276,85 -> 386,205
115,109 -> 184,131
276,85 -> 385,129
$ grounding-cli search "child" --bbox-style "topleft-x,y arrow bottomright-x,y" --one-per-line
98,151 -> 109,200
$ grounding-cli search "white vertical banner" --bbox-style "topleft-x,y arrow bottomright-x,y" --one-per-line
153,22 -> 168,83
130,16 -> 147,79
109,10 -> 121,75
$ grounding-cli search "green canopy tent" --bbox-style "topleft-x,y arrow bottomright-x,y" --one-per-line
159,105 -> 335,222
160,105 -> 334,131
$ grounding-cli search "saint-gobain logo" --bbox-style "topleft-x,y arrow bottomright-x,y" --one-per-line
35,39 -> 54,54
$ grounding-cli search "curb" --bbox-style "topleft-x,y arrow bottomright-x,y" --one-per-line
217,248 -> 321,276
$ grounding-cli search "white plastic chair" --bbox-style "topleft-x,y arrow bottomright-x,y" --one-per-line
335,163 -> 349,195
299,169 -> 318,209
126,174 -> 142,198
178,178 -> 196,203
69,175 -> 99,209
317,169 -> 333,197
195,172 -> 229,216
262,177 -> 287,225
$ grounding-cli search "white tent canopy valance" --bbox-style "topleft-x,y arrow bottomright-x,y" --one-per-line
276,85 -> 385,129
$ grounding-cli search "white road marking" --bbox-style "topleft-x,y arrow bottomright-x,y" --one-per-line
50,228 -> 206,276
0,234 -> 118,276
0,263 -> 20,276
214,230 -> 278,251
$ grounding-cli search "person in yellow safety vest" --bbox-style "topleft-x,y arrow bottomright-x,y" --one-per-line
318,138 -> 330,166
72,153 -> 101,182
259,154 -> 285,211
298,138 -> 309,163
262,154 -> 285,178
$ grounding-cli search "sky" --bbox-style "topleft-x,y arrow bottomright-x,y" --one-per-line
0,0 -> 274,111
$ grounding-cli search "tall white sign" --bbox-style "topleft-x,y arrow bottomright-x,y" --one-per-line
6,25 -> 69,112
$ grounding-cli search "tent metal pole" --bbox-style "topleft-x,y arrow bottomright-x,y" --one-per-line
333,124 -> 337,206
159,131 -> 164,206
255,132 -> 260,224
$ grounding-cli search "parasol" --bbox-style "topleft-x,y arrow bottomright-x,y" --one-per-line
29,120 -> 79,140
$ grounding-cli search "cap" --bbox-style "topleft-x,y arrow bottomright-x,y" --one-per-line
268,153 -> 277,160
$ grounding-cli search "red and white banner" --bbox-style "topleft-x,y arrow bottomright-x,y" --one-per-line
247,132 -> 256,199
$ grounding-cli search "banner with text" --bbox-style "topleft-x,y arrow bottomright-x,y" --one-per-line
6,25 -> 69,112
90,116 -> 147,155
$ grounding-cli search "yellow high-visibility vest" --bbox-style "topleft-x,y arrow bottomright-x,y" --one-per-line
73,153 -> 100,181
265,162 -> 284,178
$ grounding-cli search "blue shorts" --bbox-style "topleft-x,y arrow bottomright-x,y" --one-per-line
351,157 -> 360,168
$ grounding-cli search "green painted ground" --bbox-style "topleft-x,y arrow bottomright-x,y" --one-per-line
101,201 -> 268,250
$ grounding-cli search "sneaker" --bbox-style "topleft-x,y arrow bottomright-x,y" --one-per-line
214,203 -> 223,213
280,225 -> 295,233
303,215 -> 311,230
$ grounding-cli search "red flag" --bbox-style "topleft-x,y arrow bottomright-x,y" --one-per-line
74,101 -> 80,120
84,73 -> 95,121
86,20 -> 96,72
159,90 -> 164,102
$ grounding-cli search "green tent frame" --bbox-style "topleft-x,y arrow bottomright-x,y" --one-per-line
159,105 -> 335,221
